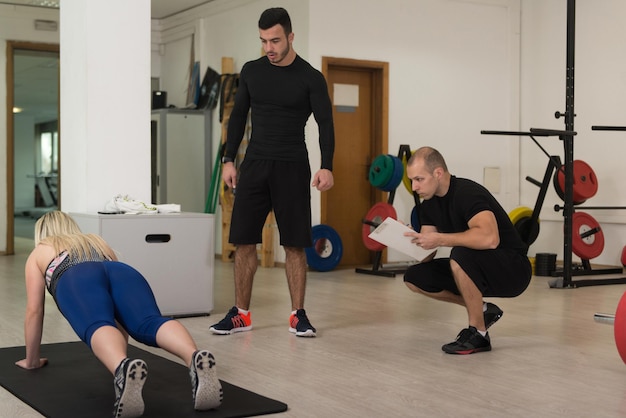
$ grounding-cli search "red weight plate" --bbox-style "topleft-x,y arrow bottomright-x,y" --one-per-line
556,160 -> 599,204
614,291 -> 626,364
361,202 -> 397,251
571,212 -> 604,260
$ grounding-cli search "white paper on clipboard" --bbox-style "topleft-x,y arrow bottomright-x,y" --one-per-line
368,217 -> 438,262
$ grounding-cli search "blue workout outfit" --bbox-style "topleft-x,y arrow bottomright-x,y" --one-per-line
46,250 -> 170,348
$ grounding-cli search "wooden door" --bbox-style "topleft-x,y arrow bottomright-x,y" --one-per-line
322,58 -> 388,268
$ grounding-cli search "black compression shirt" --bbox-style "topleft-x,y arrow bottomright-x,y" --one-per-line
420,176 -> 527,255
224,55 -> 335,170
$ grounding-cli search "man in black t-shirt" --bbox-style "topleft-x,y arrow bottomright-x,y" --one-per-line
210,7 -> 335,338
404,147 -> 531,354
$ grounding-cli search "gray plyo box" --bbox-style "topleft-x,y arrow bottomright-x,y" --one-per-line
70,212 -> 214,317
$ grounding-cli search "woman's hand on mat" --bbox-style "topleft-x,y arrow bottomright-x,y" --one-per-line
15,357 -> 48,369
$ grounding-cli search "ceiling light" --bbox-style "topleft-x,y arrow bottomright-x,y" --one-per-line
13,107 -> 23,113
29,0 -> 59,7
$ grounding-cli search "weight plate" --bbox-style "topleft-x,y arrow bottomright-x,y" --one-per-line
410,205 -> 421,231
571,211 -> 604,260
402,150 -> 416,194
380,155 -> 404,191
554,160 -> 598,205
305,224 -> 343,272
509,206 -> 533,225
369,154 -> 395,188
361,202 -> 397,251
622,245 -> 626,267
614,291 -> 626,364
515,216 -> 540,246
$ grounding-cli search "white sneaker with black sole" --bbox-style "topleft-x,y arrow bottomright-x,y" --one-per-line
113,358 -> 148,418
190,350 -> 223,410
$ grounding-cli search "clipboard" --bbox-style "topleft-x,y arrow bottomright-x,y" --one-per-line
368,217 -> 437,262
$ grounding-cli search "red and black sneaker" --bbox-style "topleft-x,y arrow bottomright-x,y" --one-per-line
209,306 -> 252,335
289,309 -> 316,337
442,326 -> 491,355
484,302 -> 503,329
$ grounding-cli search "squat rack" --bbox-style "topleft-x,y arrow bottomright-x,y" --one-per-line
355,144 -> 419,278
484,0 -> 626,288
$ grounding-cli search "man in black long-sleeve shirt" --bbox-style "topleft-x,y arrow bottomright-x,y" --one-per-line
210,7 -> 335,338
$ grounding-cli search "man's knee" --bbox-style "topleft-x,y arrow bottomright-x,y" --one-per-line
405,281 -> 423,293
236,244 -> 256,256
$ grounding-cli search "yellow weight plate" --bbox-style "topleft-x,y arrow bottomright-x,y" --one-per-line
508,206 -> 533,225
402,150 -> 416,194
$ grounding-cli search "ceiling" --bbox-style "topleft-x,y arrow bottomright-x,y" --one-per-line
7,0 -> 214,122
0,0 -> 214,19
151,0 -> 214,19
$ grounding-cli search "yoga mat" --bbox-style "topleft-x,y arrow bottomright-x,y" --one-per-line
0,342 -> 287,418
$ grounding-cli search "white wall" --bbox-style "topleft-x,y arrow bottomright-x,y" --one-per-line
2,0 -> 624,266
520,0 -> 626,266
60,0 -> 152,214
152,0 -> 522,263
308,0 -> 521,262
0,4 -> 59,251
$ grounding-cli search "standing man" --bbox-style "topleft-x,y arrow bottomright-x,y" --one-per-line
209,7 -> 335,338
403,147 -> 531,354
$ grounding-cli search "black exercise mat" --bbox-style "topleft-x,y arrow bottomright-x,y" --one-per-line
0,342 -> 287,418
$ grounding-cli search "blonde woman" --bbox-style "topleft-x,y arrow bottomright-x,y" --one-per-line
16,211 -> 222,418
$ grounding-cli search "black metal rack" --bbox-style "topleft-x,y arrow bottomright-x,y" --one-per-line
484,0 -> 626,288
355,144 -> 420,278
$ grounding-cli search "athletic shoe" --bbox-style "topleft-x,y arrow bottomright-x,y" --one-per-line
484,302 -> 504,329
288,309 -> 317,337
190,350 -> 223,410
442,326 -> 491,355
209,306 -> 252,335
113,358 -> 148,418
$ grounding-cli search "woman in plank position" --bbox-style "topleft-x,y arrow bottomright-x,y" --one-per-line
16,210 -> 222,418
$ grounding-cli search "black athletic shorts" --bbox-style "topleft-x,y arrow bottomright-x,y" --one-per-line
229,159 -> 312,247
403,247 -> 531,297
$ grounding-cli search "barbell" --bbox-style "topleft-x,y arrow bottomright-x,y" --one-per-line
594,290 -> 626,364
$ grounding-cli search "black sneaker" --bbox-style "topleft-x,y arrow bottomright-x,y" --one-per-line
113,358 -> 148,418
289,309 -> 316,337
209,306 -> 252,335
484,302 -> 503,329
442,326 -> 491,355
190,350 -> 223,410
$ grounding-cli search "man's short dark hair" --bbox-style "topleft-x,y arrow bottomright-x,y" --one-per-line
259,7 -> 292,35
410,146 -> 449,173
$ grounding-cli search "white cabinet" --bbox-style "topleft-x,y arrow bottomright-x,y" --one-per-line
70,212 -> 214,317
151,109 -> 212,213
